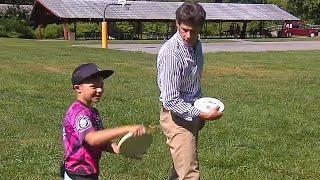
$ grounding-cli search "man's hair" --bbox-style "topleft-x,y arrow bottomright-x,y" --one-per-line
176,2 -> 206,27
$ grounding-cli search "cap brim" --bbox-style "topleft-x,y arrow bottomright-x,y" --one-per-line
96,70 -> 114,79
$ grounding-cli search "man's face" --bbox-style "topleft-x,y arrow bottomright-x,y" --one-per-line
177,21 -> 201,48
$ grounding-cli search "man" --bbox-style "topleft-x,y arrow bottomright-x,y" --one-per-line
156,2 -> 223,179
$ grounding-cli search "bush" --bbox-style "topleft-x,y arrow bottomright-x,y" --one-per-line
0,29 -> 9,37
109,22 -> 134,39
0,5 -> 35,39
143,22 -> 168,33
116,22 -> 133,33
74,22 -> 100,38
41,23 -> 101,39
43,24 -> 63,39
0,18 -> 35,39
18,25 -> 35,39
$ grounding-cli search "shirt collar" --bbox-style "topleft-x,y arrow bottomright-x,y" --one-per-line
176,30 -> 200,51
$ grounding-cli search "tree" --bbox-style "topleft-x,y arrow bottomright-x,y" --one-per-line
0,4 -> 30,19
267,0 -> 287,8
212,0 -> 266,3
0,0 -> 33,5
287,0 -> 320,24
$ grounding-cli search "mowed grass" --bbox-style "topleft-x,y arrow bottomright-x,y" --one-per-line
0,38 -> 319,179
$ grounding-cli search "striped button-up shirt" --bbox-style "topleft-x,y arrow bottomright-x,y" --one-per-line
157,31 -> 203,121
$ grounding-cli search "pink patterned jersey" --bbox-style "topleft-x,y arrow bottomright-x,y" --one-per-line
62,101 -> 104,175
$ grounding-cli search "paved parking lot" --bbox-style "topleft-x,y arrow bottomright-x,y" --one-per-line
73,40 -> 320,54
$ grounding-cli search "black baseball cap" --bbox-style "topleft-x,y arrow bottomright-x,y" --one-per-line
71,63 -> 114,86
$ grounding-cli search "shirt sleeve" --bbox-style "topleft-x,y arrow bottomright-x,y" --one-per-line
159,51 -> 201,120
74,112 -> 95,144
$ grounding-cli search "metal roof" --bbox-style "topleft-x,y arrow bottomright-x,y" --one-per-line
31,0 -> 299,24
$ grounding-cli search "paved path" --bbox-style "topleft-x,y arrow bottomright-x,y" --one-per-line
73,40 -> 320,54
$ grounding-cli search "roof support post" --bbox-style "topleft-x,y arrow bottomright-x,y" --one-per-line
63,22 -> 69,40
219,22 -> 222,38
240,21 -> 248,39
37,24 -> 44,39
74,22 -> 77,40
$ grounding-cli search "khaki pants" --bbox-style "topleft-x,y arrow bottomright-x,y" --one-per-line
160,108 -> 204,180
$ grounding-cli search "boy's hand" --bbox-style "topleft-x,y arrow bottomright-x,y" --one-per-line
129,125 -> 146,137
199,107 -> 223,121
111,143 -> 119,154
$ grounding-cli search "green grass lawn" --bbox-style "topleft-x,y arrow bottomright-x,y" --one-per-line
0,38 -> 320,179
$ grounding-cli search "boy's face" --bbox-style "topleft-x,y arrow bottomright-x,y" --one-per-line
74,76 -> 104,105
177,21 -> 201,48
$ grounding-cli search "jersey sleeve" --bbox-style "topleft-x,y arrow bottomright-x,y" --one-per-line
74,112 -> 95,144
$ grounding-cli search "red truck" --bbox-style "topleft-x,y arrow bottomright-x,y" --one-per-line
278,21 -> 319,37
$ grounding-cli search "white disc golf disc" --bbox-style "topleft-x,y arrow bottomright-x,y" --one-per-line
118,132 -> 153,159
194,97 -> 225,113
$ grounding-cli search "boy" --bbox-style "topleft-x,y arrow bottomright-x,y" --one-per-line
62,63 -> 146,180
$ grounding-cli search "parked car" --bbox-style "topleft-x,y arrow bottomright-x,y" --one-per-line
278,21 -> 319,37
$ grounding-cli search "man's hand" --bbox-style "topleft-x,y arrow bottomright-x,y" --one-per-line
199,107 -> 223,121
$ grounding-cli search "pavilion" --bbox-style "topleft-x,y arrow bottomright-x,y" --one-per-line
30,0 -> 299,40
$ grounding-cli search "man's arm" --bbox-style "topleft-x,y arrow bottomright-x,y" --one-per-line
159,53 -> 201,119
